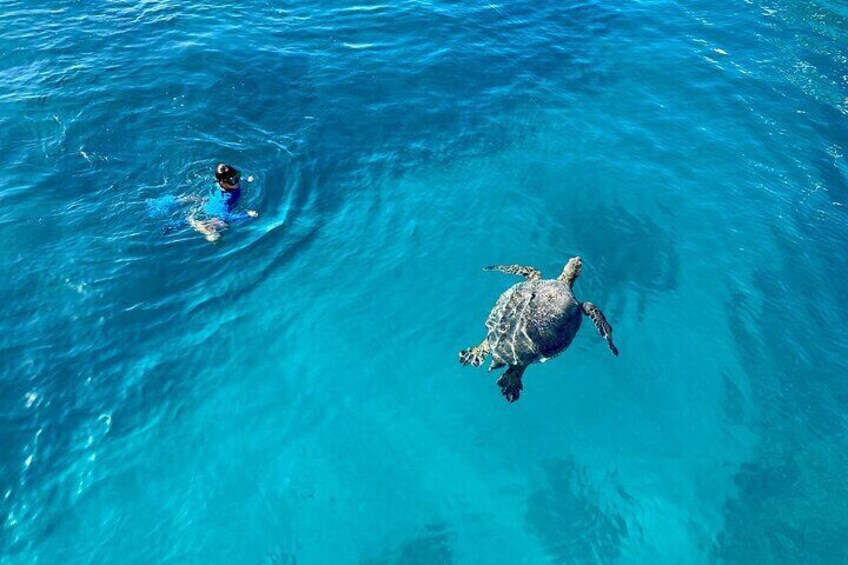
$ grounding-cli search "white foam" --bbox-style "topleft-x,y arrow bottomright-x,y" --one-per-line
343,42 -> 376,50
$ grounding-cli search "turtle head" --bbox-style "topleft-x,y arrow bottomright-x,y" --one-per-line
559,256 -> 582,287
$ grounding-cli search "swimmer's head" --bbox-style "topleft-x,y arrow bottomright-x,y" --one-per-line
215,163 -> 241,190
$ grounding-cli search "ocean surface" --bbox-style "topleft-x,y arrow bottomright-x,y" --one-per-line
1,0 -> 847,562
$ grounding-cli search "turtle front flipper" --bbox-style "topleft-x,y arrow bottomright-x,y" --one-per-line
496,365 -> 526,402
459,341 -> 490,367
581,302 -> 619,356
483,264 -> 542,280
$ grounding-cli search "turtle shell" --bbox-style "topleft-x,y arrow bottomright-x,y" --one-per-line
485,279 -> 582,366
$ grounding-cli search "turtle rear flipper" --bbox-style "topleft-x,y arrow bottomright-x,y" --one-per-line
497,365 -> 526,403
459,341 -> 490,367
582,302 -> 619,356
483,264 -> 541,281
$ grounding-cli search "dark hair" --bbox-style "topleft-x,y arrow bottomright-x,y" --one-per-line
215,163 -> 240,186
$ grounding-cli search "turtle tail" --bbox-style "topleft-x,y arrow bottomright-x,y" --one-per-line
581,302 -> 619,356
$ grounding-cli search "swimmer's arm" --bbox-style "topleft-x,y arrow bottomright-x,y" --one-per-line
225,210 -> 259,223
177,195 -> 204,205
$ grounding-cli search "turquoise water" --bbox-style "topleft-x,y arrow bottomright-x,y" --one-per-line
2,0 -> 848,562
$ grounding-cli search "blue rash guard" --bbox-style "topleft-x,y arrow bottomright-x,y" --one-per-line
203,186 -> 253,223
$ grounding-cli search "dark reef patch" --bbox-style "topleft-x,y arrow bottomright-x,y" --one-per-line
526,458 -> 628,564
362,521 -> 454,565
714,218 -> 848,562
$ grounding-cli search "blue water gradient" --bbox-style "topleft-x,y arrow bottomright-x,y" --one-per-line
1,0 -> 847,562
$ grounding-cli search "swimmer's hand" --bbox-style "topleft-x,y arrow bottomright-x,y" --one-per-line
247,210 -> 259,218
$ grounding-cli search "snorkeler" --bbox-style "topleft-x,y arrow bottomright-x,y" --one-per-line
188,163 -> 258,242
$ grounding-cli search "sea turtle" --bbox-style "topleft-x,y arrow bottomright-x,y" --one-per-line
459,257 -> 618,403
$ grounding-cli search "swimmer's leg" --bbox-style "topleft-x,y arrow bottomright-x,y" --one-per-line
189,217 -> 227,243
